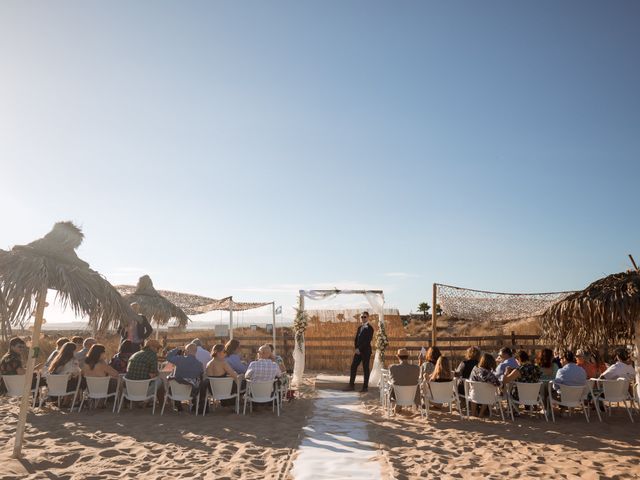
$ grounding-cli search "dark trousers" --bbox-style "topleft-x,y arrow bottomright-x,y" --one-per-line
349,351 -> 371,388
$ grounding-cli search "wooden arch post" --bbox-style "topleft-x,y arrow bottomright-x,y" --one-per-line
431,283 -> 438,347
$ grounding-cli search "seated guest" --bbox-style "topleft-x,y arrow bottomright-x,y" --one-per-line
192,338 -> 212,369
71,336 -> 84,351
205,344 -> 240,404
224,339 -> 247,374
599,348 -> 636,381
495,347 -> 518,381
44,337 -> 70,372
206,344 -> 239,379
419,346 -> 441,382
454,346 -> 481,394
126,339 -> 162,381
109,340 -> 137,374
48,341 -> 81,394
75,337 -> 96,364
389,348 -> 420,409
469,353 -> 500,416
429,356 -> 453,383
0,337 -> 28,376
267,343 -> 287,373
552,350 -> 587,397
126,339 -> 163,399
576,349 -> 598,379
536,348 -> 558,381
245,345 -> 281,382
552,348 -> 562,369
503,350 -> 542,384
167,343 -> 204,389
82,344 -> 119,394
470,353 -> 501,386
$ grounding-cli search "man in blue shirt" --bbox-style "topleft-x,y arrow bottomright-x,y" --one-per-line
552,350 -> 587,399
167,343 -> 204,411
495,347 -> 518,381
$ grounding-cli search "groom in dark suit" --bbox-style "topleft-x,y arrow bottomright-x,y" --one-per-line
347,311 -> 374,392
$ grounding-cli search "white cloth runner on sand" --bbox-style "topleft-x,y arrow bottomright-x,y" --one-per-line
291,390 -> 383,480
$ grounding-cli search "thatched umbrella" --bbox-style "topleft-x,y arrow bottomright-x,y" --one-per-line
0,222 -> 137,458
541,270 -> 639,349
121,275 -> 190,335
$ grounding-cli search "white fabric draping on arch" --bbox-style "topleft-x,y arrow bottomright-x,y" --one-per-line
364,292 -> 385,386
293,289 -> 385,386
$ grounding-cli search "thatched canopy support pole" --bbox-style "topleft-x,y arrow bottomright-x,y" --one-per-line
229,300 -> 234,340
431,283 -> 438,347
13,287 -> 47,459
271,302 -> 277,353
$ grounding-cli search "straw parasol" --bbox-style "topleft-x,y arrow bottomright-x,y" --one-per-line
541,270 -> 640,350
0,221 -> 137,458
121,275 -> 190,330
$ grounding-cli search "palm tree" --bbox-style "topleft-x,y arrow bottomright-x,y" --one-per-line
0,221 -> 137,458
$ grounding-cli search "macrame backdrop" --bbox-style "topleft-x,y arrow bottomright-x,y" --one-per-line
436,283 -> 576,322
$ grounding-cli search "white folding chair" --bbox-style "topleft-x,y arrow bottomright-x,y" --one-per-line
161,380 -> 199,416
204,377 -> 240,415
79,376 -> 120,413
1,373 -> 41,408
118,378 -> 158,415
507,382 -> 547,421
424,381 -> 462,419
40,374 -> 80,411
592,379 -> 634,422
243,379 -> 279,416
391,384 -> 423,418
464,380 -> 505,421
548,382 -> 590,423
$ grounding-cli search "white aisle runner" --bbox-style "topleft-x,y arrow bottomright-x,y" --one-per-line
291,389 -> 383,480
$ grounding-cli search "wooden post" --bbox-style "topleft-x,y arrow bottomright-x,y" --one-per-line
431,283 -> 438,347
13,287 -> 47,458
629,254 -> 639,272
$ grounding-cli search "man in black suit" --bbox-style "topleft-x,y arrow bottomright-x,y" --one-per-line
347,311 -> 374,392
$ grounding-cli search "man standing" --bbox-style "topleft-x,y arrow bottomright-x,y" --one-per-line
347,311 -> 374,392
119,302 -> 153,352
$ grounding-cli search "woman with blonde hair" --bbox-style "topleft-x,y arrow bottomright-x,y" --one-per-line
454,346 -> 481,394
429,356 -> 453,383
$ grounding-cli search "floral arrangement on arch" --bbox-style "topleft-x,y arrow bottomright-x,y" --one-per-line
293,295 -> 308,352
375,317 -> 389,363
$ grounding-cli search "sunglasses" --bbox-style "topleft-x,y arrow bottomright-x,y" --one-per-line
360,315 -> 368,319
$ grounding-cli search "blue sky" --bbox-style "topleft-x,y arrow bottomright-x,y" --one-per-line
1,1 -> 639,323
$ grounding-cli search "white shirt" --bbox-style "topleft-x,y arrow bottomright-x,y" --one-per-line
600,361 -> 636,381
195,346 -> 212,369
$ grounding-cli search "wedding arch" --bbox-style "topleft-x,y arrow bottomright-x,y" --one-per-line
292,289 -> 386,386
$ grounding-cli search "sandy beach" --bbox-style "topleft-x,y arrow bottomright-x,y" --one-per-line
0,377 -> 315,480
360,390 -> 640,480
1,376 -> 639,479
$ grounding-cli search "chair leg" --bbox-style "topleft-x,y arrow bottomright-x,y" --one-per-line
112,394 -> 118,413
195,397 -> 200,417
624,401 -> 634,422
161,394 -> 168,416
118,392 -> 125,413
243,396 -> 248,415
